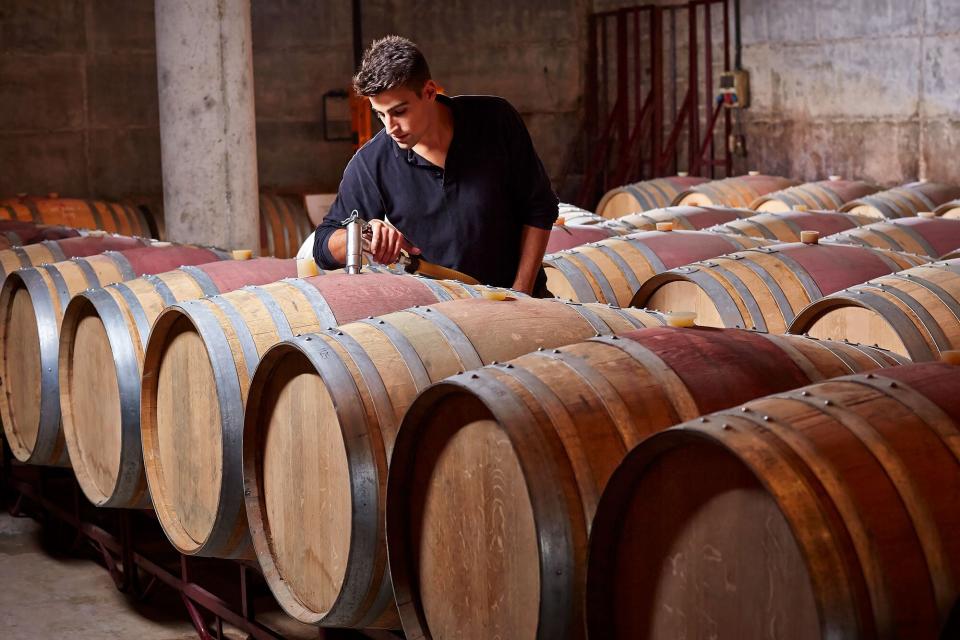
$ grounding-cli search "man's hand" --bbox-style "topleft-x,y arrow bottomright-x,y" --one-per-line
368,219 -> 420,265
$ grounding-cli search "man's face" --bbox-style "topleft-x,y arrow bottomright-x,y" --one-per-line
369,81 -> 437,149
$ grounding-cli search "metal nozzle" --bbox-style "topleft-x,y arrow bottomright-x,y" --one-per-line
345,211 -> 363,274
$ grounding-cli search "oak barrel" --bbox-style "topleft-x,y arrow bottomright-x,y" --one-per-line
0,233 -> 151,282
789,259 -> 960,362
385,327 -> 908,640
672,174 -> 799,208
0,243 -> 230,466
632,241 -> 929,333
0,195 -> 156,238
933,199 -> 960,218
823,216 -> 960,259
749,177 -> 879,212
258,193 -> 315,258
545,223 -> 623,254
0,221 -> 81,251
595,175 -> 710,218
595,204 -> 757,235
140,273 -> 500,562
59,258 -> 300,509
840,181 -> 960,220
544,228 -> 771,304
556,203 -> 603,226
242,298 -> 665,628
705,209 -> 871,242
587,362 -> 960,639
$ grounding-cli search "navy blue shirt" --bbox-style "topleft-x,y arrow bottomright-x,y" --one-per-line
313,94 -> 559,287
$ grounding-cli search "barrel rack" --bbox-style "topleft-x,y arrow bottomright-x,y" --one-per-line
0,443 -> 403,640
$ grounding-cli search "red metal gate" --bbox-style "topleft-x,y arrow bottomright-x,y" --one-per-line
567,0 -> 733,209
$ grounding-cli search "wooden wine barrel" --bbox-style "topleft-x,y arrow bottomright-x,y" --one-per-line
587,362 -> 960,640
823,216 -> 960,259
632,241 -> 929,333
556,203 -> 603,226
242,298 -> 666,629
595,205 -> 757,235
789,259 -> 960,362
544,228 -> 771,304
545,223 -> 624,254
0,233 -> 151,282
595,175 -> 710,218
59,258 -> 300,509
749,177 -> 880,212
259,193 -> 315,258
944,248 -> 960,260
706,209 -> 872,242
140,272 -> 504,562
0,243 -> 231,466
0,220 -> 82,251
386,326 -> 909,640
933,199 -> 960,218
840,181 -> 960,220
0,195 -> 156,238
672,173 -> 799,208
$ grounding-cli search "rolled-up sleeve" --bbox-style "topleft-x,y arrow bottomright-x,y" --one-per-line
503,103 -> 559,230
313,154 -> 387,269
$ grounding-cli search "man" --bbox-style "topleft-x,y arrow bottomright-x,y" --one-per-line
313,35 -> 559,295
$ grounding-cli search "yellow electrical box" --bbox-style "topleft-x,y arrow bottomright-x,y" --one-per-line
719,70 -> 750,108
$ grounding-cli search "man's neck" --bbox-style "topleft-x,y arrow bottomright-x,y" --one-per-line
413,100 -> 454,168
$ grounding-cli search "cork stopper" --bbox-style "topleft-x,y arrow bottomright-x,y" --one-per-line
297,258 -> 320,277
794,204 -> 809,212
747,170 -> 760,176
554,217 -> 566,226
941,350 -> 960,366
88,229 -> 108,237
481,289 -> 508,301
800,230 -> 820,245
828,175 -> 842,182
656,222 -> 674,232
151,241 -> 172,248
918,211 -> 936,218
666,311 -> 697,328
232,249 -> 253,260
47,192 -> 59,199
16,192 -> 27,198
677,171 -> 689,177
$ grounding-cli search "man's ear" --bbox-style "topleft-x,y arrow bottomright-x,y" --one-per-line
422,79 -> 438,101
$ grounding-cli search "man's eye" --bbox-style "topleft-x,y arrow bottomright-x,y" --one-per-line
392,109 -> 406,116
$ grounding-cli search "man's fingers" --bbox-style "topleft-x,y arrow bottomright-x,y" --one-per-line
400,237 -> 421,256
369,223 -> 382,256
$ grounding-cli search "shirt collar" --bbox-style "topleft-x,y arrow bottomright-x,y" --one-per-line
389,94 -> 457,162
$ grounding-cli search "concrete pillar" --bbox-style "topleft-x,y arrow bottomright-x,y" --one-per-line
155,0 -> 259,252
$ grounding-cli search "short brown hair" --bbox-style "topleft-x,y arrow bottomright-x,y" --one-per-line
353,35 -> 432,97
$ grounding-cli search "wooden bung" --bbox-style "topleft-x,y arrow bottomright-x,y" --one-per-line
0,243 -> 230,466
385,326 -> 909,640
673,174 -> 799,209
543,229 -> 771,306
595,176 -> 709,219
822,216 -> 960,259
587,362 -> 960,639
242,297 -> 666,629
789,259 -> 960,362
632,243 -> 930,334
140,273 -> 507,562
705,210 -> 872,243
58,258 -> 299,509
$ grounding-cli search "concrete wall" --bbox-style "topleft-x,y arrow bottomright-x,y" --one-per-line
739,0 -> 960,186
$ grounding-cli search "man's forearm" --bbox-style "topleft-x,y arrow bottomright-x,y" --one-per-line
323,228 -> 347,265
511,225 -> 550,295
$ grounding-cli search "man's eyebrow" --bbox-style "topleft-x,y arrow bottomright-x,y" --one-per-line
372,102 -> 409,115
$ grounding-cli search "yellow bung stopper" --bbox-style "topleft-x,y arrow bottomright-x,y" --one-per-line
232,249 -> 253,260
297,258 -> 320,277
747,170 -> 760,176
656,222 -> 674,232
941,350 -> 960,366
801,230 -> 820,245
88,229 -> 108,237
554,217 -> 566,226
677,171 -> 689,177
666,311 -> 697,327
828,175 -> 842,181
151,241 -> 172,247
481,289 -> 509,301
918,210 -> 936,218
794,204 -> 809,211
47,192 -> 59,199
